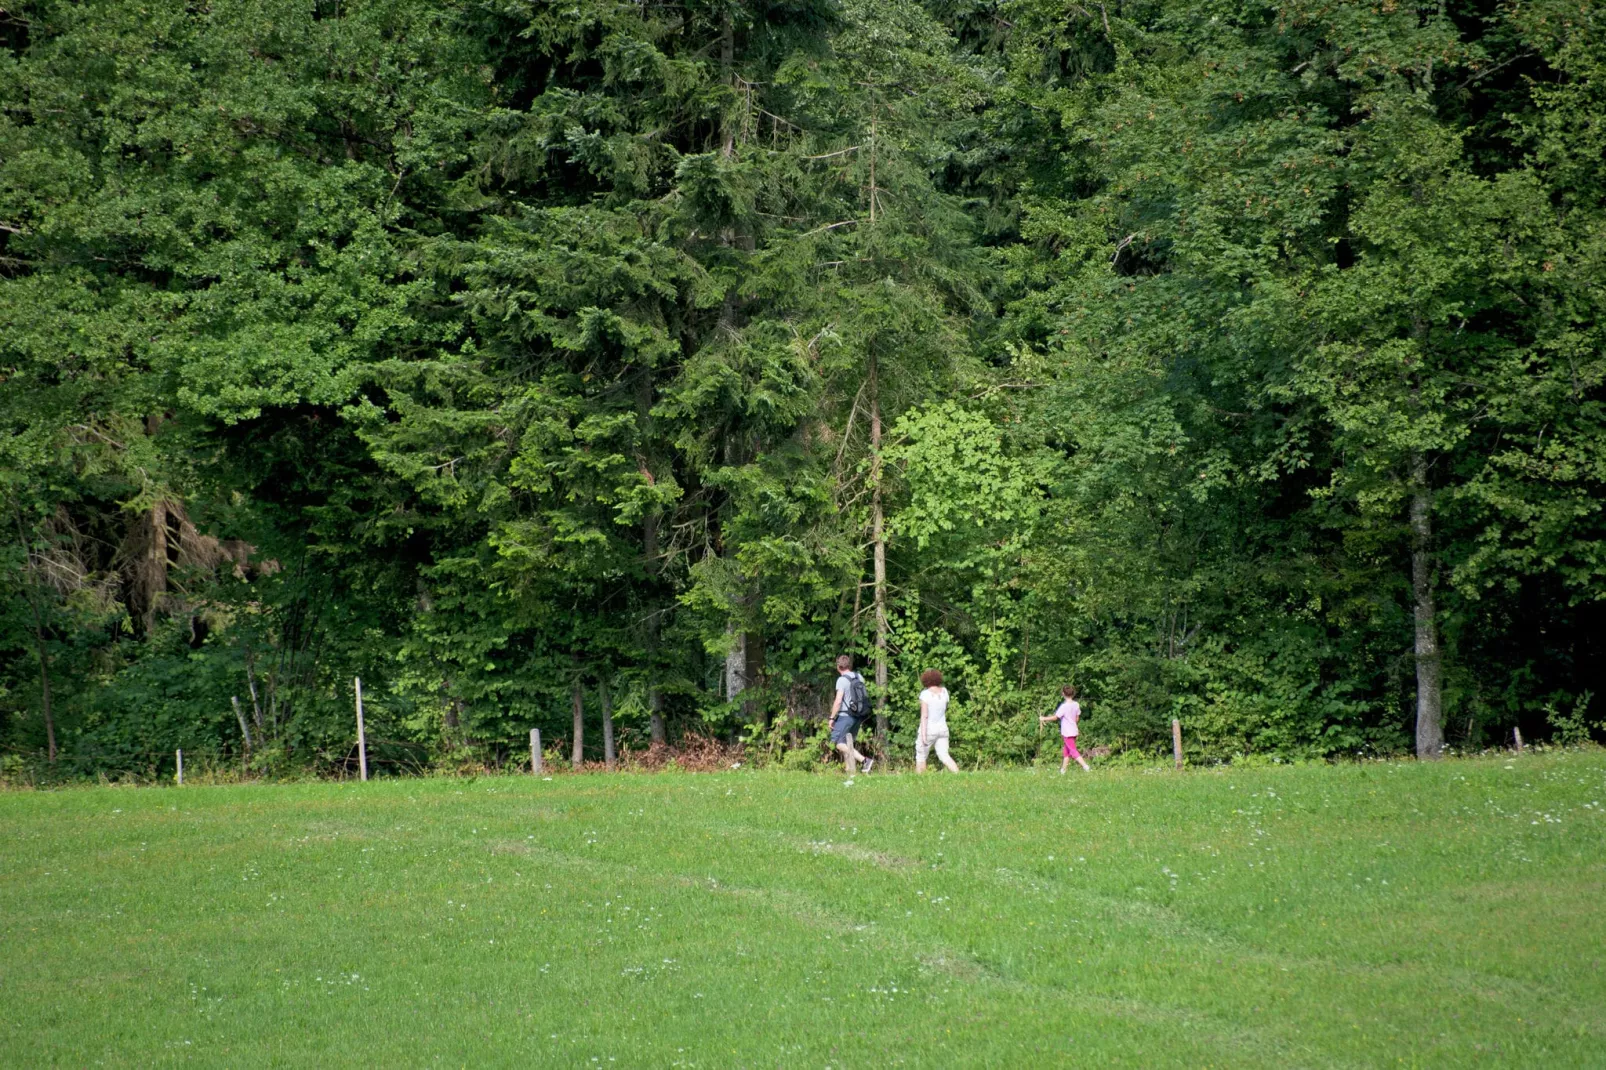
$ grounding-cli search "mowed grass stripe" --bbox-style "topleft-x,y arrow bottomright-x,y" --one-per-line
2,752 -> 1603,1066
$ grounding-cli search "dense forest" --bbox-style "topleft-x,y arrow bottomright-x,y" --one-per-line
3,0 -> 1602,778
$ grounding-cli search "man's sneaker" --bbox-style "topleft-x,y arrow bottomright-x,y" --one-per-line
861,758 -> 875,774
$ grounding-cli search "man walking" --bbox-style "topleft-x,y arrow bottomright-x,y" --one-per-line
830,655 -> 874,774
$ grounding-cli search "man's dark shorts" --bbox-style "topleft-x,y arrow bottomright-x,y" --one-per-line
830,713 -> 864,745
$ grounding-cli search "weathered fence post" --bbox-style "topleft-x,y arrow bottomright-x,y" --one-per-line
530,728 -> 542,775
355,676 -> 368,782
1172,719 -> 1183,770
176,748 -> 184,787
1514,726 -> 1524,753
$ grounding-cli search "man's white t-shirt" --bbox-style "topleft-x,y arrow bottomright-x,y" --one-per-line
922,687 -> 950,736
1054,699 -> 1080,737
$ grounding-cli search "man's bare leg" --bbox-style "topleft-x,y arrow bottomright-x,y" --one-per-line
837,734 -> 865,774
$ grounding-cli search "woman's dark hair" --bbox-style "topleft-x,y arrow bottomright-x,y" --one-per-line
1061,684 -> 1077,699
920,669 -> 943,688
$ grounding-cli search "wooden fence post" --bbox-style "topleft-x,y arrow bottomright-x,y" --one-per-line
176,748 -> 184,787
1172,719 -> 1183,770
1514,726 -> 1524,753
530,728 -> 542,775
355,676 -> 368,782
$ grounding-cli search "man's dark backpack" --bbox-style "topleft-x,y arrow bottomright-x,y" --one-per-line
841,671 -> 870,719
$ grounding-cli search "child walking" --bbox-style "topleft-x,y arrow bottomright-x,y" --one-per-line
1040,685 -> 1090,773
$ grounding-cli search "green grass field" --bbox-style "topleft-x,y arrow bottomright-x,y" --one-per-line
3,752 -> 1605,1067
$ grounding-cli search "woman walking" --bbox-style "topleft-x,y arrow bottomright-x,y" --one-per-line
916,669 -> 959,773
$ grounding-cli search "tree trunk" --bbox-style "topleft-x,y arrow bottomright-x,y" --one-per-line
870,357 -> 889,754
571,677 -> 585,769
725,626 -> 746,702
648,686 -> 667,748
744,628 -> 765,727
720,10 -> 735,158
440,676 -> 459,732
639,370 -> 668,749
231,695 -> 253,757
867,118 -> 878,225
1410,450 -> 1443,759
643,567 -> 667,747
139,500 -> 170,635
12,508 -> 56,762
714,27 -> 763,730
600,676 -> 617,770
787,684 -> 807,747
245,650 -> 265,732
643,504 -> 665,747
25,579 -> 57,763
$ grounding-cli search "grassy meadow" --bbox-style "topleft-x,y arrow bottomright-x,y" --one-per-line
2,751 -> 1604,1067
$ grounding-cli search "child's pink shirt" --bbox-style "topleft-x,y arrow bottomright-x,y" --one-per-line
1054,700 -> 1080,737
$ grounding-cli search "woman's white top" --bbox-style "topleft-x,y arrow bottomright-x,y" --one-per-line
921,687 -> 950,736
